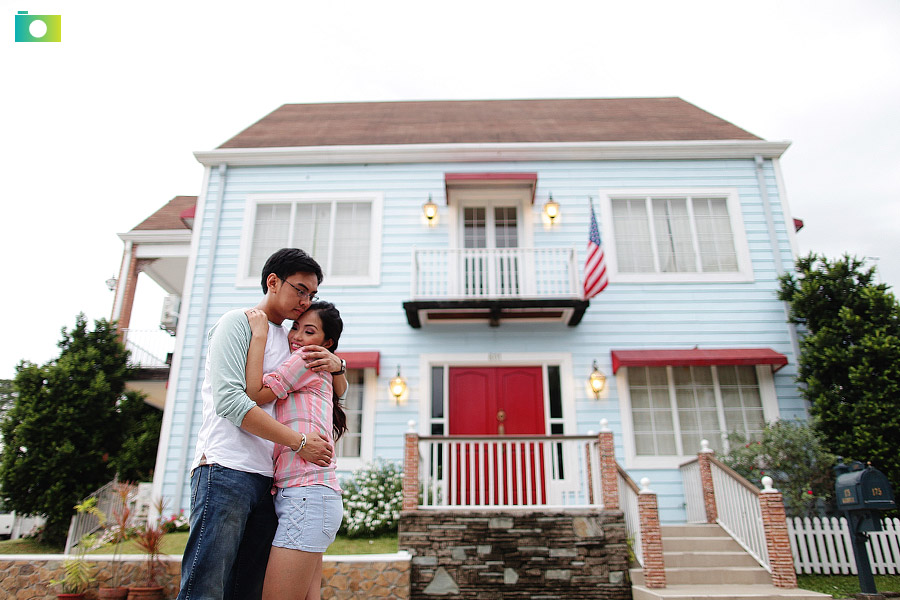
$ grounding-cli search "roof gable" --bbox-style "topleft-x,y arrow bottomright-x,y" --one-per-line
218,98 -> 761,149
132,196 -> 197,232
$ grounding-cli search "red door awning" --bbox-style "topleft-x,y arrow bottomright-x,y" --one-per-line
340,351 -> 380,374
610,348 -> 788,374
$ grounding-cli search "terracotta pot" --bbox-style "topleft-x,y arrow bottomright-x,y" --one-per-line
127,587 -> 165,600
98,587 -> 130,600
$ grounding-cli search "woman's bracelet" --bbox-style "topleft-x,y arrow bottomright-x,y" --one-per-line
295,432 -> 307,453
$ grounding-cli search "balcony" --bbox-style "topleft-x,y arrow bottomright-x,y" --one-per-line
403,247 -> 588,327
121,328 -> 175,409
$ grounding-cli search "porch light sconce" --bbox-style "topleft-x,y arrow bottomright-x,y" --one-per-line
543,194 -> 560,222
423,195 -> 438,225
389,365 -> 407,402
105,276 -> 118,292
589,360 -> 606,398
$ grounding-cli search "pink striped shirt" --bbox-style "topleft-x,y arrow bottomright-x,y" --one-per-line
263,351 -> 340,492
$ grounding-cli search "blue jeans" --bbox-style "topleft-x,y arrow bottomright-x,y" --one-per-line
176,465 -> 277,600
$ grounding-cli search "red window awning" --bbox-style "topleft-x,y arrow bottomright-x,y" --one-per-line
341,351 -> 380,374
610,348 -> 788,374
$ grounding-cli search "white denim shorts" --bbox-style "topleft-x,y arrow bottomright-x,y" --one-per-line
272,485 -> 343,553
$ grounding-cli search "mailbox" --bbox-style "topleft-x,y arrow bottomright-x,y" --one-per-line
835,462 -> 896,515
833,460 -> 896,596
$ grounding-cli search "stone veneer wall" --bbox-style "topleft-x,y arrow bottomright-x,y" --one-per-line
399,509 -> 630,600
0,553 -> 410,599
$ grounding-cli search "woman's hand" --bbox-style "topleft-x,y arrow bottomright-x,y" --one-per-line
245,308 -> 269,339
300,345 -> 342,373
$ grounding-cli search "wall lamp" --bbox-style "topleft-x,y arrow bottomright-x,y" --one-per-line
423,195 -> 438,225
589,360 -> 607,398
389,365 -> 407,402
543,193 -> 560,223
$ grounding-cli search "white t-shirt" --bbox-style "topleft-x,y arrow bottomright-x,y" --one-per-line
191,310 -> 291,476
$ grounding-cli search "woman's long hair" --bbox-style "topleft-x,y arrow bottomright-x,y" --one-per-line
307,301 -> 348,441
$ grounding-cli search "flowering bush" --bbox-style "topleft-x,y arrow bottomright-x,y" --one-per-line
340,459 -> 403,537
161,510 -> 189,533
722,420 -> 836,517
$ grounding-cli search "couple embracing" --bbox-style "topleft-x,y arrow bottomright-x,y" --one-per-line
177,248 -> 348,600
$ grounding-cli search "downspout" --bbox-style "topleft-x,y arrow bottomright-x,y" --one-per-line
755,155 -> 803,395
174,163 -> 228,507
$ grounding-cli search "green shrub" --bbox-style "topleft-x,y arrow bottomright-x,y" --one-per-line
340,459 -> 403,537
722,420 -> 837,517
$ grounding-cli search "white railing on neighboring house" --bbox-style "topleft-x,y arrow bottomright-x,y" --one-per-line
679,459 -> 706,524
709,457 -> 770,571
617,464 -> 644,566
121,328 -> 175,368
788,516 -> 900,575
411,247 -> 579,299
417,435 -> 602,509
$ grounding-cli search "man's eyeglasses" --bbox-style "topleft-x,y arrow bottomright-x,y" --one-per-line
280,277 -> 318,303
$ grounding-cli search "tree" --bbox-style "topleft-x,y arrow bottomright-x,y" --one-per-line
0,315 -> 160,544
778,253 -> 900,493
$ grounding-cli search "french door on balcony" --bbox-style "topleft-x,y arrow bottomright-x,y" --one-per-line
460,204 -> 522,297
448,366 -> 547,505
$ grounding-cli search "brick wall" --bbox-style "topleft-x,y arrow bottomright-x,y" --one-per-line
399,509 -> 630,600
0,554 -> 410,599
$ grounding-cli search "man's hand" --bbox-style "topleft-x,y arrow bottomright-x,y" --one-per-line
298,431 -> 333,466
300,345 -> 342,373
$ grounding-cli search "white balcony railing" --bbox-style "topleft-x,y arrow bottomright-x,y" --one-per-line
418,435 -> 602,509
121,328 -> 175,368
411,247 -> 579,300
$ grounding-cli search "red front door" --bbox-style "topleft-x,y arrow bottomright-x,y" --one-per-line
448,367 -> 546,505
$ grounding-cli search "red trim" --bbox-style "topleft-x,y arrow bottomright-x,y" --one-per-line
793,218 -> 804,232
610,348 -> 788,374
445,172 -> 538,204
340,351 -> 380,374
180,206 -> 196,219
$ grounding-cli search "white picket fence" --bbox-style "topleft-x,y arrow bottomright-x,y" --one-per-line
788,516 -> 900,575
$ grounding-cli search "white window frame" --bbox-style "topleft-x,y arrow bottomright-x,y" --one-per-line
236,192 -> 384,288
447,188 -> 535,250
335,367 -> 377,474
598,188 -> 753,283
618,364 -> 779,470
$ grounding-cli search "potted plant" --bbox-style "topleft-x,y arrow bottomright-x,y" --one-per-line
49,533 -> 98,600
127,497 -> 168,600
98,481 -> 136,600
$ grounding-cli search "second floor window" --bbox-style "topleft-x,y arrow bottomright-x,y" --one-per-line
239,193 -> 383,286
612,196 -> 738,274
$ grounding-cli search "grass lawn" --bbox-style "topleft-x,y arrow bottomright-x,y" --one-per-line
1,532 -> 398,556
798,574 -> 900,598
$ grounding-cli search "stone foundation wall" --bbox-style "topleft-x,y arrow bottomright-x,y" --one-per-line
399,509 -> 631,600
0,553 -> 410,599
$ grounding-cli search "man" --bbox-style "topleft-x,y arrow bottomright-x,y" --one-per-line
177,248 -> 346,600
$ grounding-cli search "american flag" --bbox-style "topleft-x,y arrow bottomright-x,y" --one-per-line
583,199 -> 608,299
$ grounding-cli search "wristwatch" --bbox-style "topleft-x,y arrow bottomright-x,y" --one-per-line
330,358 -> 346,376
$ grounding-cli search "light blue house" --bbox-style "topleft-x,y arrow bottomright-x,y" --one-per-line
149,98 -> 804,524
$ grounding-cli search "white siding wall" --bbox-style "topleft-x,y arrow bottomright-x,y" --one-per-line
158,157 -> 801,523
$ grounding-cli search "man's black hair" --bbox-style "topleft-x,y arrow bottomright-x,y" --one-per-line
260,248 -> 324,293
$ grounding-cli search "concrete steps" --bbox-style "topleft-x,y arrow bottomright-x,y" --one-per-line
631,524 -> 830,600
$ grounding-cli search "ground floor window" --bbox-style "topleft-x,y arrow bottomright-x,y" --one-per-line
335,369 -> 365,459
629,364 -> 766,458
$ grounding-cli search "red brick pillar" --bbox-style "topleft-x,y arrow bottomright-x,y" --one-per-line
402,421 -> 419,511
638,478 -> 666,589
759,477 -> 797,588
115,250 -> 142,332
697,439 -> 718,524
598,419 -> 619,510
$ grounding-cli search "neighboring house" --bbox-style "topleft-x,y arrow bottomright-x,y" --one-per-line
142,98 -> 804,523
111,195 -> 195,409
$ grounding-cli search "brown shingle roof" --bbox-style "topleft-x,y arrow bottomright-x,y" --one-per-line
132,196 -> 197,231
218,98 -> 760,149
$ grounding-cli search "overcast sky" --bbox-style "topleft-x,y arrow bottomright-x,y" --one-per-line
1,0 -> 898,379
